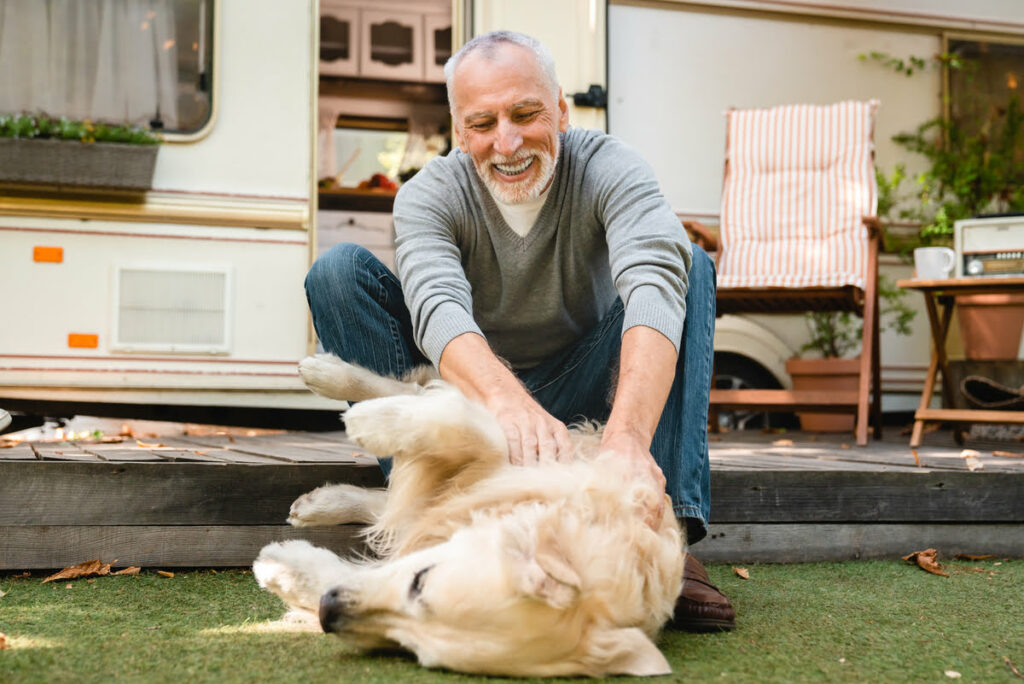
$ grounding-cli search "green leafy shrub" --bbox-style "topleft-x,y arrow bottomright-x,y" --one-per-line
0,113 -> 160,145
801,276 -> 916,358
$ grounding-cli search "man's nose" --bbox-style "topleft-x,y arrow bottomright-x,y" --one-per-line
494,120 -> 522,157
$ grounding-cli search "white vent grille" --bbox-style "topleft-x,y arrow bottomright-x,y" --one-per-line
115,267 -> 231,353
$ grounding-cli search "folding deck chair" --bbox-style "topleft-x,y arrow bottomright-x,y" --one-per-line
685,100 -> 883,446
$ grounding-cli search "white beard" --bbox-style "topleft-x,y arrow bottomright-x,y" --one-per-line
474,144 -> 559,205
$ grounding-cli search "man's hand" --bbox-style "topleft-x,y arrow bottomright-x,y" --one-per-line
439,332 -> 574,466
485,391 -> 575,466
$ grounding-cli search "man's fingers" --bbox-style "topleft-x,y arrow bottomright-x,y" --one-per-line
554,428 -> 574,463
505,426 -> 524,466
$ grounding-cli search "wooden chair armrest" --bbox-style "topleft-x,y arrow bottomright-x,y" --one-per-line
862,216 -> 882,241
681,219 -> 719,252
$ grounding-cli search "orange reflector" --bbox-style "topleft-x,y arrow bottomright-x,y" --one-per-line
68,334 -> 99,349
34,246 -> 64,263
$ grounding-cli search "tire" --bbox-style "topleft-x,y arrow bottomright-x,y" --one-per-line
713,352 -> 798,431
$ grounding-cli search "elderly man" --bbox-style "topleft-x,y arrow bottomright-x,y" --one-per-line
305,30 -> 733,632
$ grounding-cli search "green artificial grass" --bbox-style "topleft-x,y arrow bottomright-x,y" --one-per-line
1,560 -> 1021,683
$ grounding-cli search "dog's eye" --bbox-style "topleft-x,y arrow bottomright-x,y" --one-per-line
409,565 -> 433,599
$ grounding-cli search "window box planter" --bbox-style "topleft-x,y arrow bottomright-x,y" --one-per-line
0,137 -> 157,190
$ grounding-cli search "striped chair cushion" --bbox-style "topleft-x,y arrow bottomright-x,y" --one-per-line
717,100 -> 879,290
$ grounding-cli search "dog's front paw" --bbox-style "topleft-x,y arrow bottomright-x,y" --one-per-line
288,483 -> 386,526
254,540 -> 349,613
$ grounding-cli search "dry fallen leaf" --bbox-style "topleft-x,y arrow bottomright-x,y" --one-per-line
840,443 -> 851,449
960,449 -> 984,471
157,570 -> 175,578
1005,656 -> 1024,680
41,559 -> 114,584
911,449 -> 921,467
772,439 -> 794,447
902,548 -> 950,577
733,566 -> 750,579
992,450 -> 1024,459
0,632 -> 8,650
954,553 -> 996,561
113,566 -> 141,576
136,439 -> 168,449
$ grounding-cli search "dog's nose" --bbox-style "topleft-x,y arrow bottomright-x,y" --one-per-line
319,587 -> 347,633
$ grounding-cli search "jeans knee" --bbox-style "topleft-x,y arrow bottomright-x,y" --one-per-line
305,242 -> 374,297
689,243 -> 716,293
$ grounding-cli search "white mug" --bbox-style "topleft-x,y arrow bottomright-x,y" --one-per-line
914,246 -> 956,280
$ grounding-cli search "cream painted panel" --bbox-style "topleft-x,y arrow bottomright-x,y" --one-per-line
152,0 -> 314,199
472,0 -> 607,131
608,4 -> 940,217
0,217 -> 309,371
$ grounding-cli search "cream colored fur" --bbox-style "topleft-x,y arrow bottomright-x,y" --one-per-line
254,353 -> 685,678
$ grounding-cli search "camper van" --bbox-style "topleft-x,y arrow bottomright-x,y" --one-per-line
1,0 -> 1021,429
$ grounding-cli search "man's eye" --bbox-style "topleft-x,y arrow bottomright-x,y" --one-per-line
468,122 -> 494,131
514,111 -> 540,122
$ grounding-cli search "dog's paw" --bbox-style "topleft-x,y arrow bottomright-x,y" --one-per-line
253,540 -> 349,613
298,354 -> 354,401
288,484 -> 387,526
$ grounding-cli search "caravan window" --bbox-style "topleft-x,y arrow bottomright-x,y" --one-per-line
0,0 -> 214,134
947,37 -> 1023,138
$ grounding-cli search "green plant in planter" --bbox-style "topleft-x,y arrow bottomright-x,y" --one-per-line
0,112 -> 160,145
801,276 -> 916,358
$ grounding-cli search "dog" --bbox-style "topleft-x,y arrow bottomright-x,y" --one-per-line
253,353 -> 685,677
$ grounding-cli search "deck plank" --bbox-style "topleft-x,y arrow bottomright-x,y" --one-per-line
0,525 -> 367,569
171,434 -> 359,464
698,523 -> 1024,562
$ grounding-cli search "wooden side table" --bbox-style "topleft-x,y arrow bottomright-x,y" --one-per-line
898,276 -> 1024,447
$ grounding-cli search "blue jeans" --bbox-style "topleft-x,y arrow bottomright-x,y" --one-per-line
305,243 -> 716,543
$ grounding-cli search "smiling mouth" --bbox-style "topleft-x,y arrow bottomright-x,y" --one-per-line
492,156 -> 535,178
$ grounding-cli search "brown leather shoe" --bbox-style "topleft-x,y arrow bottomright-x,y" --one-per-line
669,554 -> 736,632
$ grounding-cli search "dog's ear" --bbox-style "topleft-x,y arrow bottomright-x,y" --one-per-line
582,626 -> 671,676
517,526 -> 581,609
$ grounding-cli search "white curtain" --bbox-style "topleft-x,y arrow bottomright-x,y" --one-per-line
0,0 -> 179,128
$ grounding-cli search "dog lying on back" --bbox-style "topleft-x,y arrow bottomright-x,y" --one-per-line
253,353 -> 685,678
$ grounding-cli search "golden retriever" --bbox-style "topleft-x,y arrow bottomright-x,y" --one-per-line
253,353 -> 685,677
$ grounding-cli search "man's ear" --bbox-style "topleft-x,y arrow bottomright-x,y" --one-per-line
582,627 -> 671,677
453,120 -> 468,153
557,88 -> 570,133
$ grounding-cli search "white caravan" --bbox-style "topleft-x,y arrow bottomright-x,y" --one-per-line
1,0 -> 1021,427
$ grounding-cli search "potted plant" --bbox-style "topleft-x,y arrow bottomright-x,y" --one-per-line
787,277 -> 916,431
0,112 -> 161,190
865,51 -> 1024,360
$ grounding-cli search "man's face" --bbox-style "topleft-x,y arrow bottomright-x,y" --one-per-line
451,44 -> 569,205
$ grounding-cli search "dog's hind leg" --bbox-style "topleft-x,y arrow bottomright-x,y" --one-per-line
253,539 -> 352,614
343,385 -> 507,469
288,483 -> 387,527
344,386 -> 509,552
298,354 -> 437,402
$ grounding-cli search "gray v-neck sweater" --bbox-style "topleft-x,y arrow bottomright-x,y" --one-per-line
392,127 -> 692,369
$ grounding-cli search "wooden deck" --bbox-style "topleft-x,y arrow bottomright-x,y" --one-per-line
2,427 -> 1023,568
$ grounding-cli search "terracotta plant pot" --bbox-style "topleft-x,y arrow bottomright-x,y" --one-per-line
785,357 -> 860,432
956,293 -> 1024,361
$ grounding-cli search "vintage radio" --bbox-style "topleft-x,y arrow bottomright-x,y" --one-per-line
955,215 -> 1024,278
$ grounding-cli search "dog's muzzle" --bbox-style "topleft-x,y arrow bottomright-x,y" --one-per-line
319,587 -> 349,633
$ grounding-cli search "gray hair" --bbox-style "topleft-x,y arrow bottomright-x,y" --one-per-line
444,31 -> 559,113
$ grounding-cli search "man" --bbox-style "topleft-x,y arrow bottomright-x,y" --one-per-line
305,30 -> 734,632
